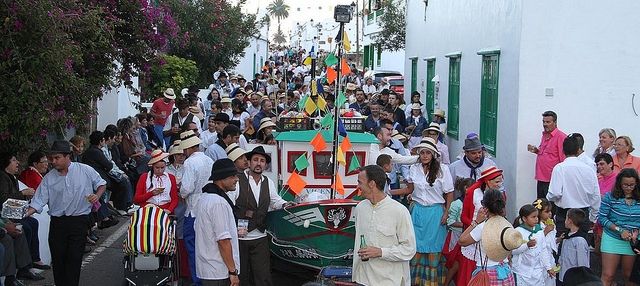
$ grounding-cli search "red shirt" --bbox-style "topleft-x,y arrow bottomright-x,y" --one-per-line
18,167 -> 43,189
535,128 -> 567,182
598,171 -> 618,196
150,98 -> 175,126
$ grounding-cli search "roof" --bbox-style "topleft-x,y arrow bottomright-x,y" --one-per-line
275,130 -> 379,144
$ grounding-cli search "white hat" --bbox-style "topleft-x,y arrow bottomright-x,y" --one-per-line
482,216 -> 525,262
411,103 -> 422,110
391,130 -> 408,142
221,97 -> 232,104
169,140 -> 183,156
225,143 -> 248,162
425,122 -> 441,133
148,149 -> 170,166
346,83 -> 357,91
257,118 -> 277,134
432,109 -> 446,118
411,136 -> 440,156
163,88 -> 176,100
178,130 -> 202,150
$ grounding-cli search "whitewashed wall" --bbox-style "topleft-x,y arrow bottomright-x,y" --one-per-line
515,0 -> 640,207
234,36 -> 269,79
96,76 -> 140,130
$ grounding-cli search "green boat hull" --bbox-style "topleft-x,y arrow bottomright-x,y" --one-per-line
266,199 -> 358,270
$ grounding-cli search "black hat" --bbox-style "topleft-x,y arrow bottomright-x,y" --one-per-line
209,158 -> 238,181
213,113 -> 230,123
188,86 -> 200,94
246,146 -> 271,164
380,89 -> 390,95
562,266 -> 602,286
49,140 -> 73,155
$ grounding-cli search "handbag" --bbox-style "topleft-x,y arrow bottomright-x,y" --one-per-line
467,242 -> 490,286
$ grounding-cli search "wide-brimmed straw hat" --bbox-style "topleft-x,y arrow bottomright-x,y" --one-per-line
169,140 -> 183,156
221,97 -> 232,104
225,143 -> 248,162
148,149 -> 170,166
391,130 -> 408,142
257,118 -> 277,134
481,216 -> 525,262
432,109 -> 446,118
425,122 -> 441,134
163,88 -> 176,100
410,103 -> 422,110
179,130 -> 202,150
478,166 -> 503,182
346,83 -> 357,91
412,136 -> 440,156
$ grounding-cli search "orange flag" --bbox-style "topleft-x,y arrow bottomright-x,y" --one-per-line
341,58 -> 351,75
287,172 -> 306,195
310,132 -> 327,152
332,174 -> 345,195
326,67 -> 337,84
340,136 -> 352,153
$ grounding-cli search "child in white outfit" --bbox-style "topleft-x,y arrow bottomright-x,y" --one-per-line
511,204 -> 554,286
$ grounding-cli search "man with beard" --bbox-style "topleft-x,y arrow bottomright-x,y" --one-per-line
205,125 -> 240,162
228,146 -> 294,286
195,159 -> 241,286
251,100 -> 276,131
363,103 -> 382,132
449,137 -> 497,196
349,88 -> 370,116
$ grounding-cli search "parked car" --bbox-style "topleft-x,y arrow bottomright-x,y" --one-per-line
363,70 -> 402,84
384,75 -> 404,95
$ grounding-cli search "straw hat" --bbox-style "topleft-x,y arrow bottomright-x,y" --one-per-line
346,83 -> 357,91
148,149 -> 170,166
478,166 -> 503,182
411,136 -> 440,156
163,88 -> 176,100
225,143 -> 248,162
178,130 -> 202,150
410,103 -> 422,110
221,97 -> 232,104
391,130 -> 408,142
425,122 -> 441,134
169,140 -> 183,156
257,118 -> 277,134
481,216 -> 525,262
432,109 -> 446,118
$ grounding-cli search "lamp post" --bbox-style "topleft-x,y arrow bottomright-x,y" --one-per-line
351,1 -> 359,69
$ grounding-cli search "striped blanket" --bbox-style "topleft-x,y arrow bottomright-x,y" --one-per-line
123,205 -> 175,255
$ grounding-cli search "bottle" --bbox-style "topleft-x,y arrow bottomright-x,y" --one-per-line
360,235 -> 369,261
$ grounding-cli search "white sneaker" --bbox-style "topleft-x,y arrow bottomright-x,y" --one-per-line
126,205 -> 140,215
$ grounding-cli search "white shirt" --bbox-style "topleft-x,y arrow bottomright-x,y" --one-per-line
511,227 -> 552,285
144,172 -> 173,206
162,112 -> 202,132
437,141 -> 450,165
546,157 -> 601,222
406,163 -> 454,206
448,157 -> 497,181
194,193 -> 240,280
469,222 -> 508,267
577,151 -> 597,172
231,112 -> 251,132
228,170 -> 287,240
362,84 -> 377,95
367,144 -> 418,166
353,196 -> 416,286
180,152 -> 214,217
200,130 -> 218,150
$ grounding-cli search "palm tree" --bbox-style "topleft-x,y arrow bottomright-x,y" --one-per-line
266,0 -> 290,26
272,26 -> 287,45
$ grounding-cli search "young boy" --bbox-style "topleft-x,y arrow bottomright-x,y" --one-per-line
558,208 -> 590,285
376,154 -> 393,196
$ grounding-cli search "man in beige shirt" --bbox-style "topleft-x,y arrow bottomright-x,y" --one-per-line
353,165 -> 416,286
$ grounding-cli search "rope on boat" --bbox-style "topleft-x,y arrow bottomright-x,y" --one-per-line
282,207 -> 355,232
266,230 -> 353,260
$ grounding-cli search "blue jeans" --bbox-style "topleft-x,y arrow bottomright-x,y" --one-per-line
153,124 -> 165,150
184,215 -> 200,286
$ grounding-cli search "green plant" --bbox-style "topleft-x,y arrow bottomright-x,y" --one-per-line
145,55 -> 199,101
372,0 -> 406,51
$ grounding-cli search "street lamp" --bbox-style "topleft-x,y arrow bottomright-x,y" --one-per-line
350,1 -> 359,69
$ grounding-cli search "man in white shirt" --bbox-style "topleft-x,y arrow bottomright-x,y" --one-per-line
179,130 -> 214,286
353,165 -> 416,286
163,98 -> 202,147
199,116 -> 218,151
367,126 -> 418,166
195,159 -> 241,286
573,133 -> 597,172
547,134 -> 601,235
227,146 -> 294,286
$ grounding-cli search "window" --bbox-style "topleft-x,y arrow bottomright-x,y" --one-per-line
376,44 -> 382,67
363,45 -> 370,69
410,58 -> 418,93
367,0 -> 374,22
425,58 -> 436,117
446,55 -> 461,138
312,151 -> 333,179
345,152 -> 366,176
287,151 -> 307,176
479,53 -> 500,155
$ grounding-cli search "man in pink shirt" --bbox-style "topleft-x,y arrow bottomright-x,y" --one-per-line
150,88 -> 176,149
528,111 -> 566,198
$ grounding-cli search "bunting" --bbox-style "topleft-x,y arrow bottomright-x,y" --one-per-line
332,174 -> 345,195
317,95 -> 327,110
320,113 -> 334,128
337,91 -> 347,108
326,67 -> 337,84
348,154 -> 361,172
340,136 -> 352,152
324,53 -> 339,66
337,146 -> 346,166
338,119 -> 347,137
304,97 -> 317,114
310,132 -> 327,152
298,95 -> 308,110
287,172 -> 306,195
294,153 -> 309,171
341,58 -> 351,75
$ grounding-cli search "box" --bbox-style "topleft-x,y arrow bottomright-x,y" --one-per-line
278,117 -> 311,131
340,117 -> 365,132
2,199 -> 28,220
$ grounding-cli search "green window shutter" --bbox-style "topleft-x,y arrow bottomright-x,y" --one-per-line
446,56 -> 460,139
480,54 -> 500,155
376,44 -> 382,66
363,46 -> 370,69
368,0 -> 374,22
253,53 -> 256,75
410,58 -> 418,93
425,59 -> 436,117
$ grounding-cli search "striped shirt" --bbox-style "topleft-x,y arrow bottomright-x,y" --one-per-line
598,192 -> 640,238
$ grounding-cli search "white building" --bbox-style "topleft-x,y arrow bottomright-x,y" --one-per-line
405,0 -> 640,216
96,76 -> 140,130
235,6 -> 270,78
361,0 -> 405,73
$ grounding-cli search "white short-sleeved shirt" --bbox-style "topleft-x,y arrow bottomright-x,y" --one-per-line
231,112 -> 251,132
469,222 -> 508,267
407,163 -> 454,206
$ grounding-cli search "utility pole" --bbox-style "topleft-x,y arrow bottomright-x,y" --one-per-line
351,1 -> 360,70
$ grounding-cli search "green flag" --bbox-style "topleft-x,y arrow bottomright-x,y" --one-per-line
294,153 -> 309,171
337,91 -> 347,108
324,53 -> 339,66
298,95 -> 308,110
320,113 -> 334,127
348,154 -> 361,172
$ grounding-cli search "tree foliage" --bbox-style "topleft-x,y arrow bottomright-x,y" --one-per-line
266,0 -> 290,25
273,27 -> 287,45
372,0 -> 406,52
0,0 -> 177,152
148,55 -> 199,99
164,0 -> 258,86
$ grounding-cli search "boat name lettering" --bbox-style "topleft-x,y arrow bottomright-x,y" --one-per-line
280,248 -> 320,259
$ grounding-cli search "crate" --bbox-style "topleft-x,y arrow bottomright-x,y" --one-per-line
278,117 -> 311,131
340,117 -> 365,132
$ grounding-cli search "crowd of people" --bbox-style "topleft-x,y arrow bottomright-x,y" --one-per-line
0,46 -> 638,286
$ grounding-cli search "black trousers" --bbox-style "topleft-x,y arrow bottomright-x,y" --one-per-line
239,236 -> 272,286
49,215 -> 89,286
537,181 -> 550,199
202,278 -> 231,286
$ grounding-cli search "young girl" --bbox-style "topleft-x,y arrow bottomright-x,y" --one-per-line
533,198 -> 558,286
510,204 -> 553,286
443,178 -> 474,286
